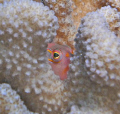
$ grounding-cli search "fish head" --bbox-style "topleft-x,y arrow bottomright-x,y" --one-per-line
47,43 -> 73,80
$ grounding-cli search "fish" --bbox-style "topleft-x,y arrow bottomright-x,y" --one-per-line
47,43 -> 73,80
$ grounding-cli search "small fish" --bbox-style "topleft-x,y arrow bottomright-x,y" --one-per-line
47,43 -> 73,80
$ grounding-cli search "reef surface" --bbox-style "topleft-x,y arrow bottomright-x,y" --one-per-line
0,0 -> 120,114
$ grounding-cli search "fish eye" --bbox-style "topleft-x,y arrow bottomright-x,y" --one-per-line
53,52 -> 60,59
52,50 -> 62,62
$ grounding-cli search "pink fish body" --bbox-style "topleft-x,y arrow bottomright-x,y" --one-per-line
47,43 -> 73,80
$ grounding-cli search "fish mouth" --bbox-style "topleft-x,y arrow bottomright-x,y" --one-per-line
48,58 -> 53,62
48,58 -> 60,63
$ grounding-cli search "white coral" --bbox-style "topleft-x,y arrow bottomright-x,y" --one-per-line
0,83 -> 38,114
0,0 -> 71,113
75,6 -> 120,87
67,105 -> 112,114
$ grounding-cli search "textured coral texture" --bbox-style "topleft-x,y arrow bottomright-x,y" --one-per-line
41,0 -> 120,50
78,6 -> 120,87
0,0 -> 71,113
67,105 -> 112,114
42,0 -> 76,50
71,0 -> 107,29
67,4 -> 120,114
0,83 -> 38,114
0,0 -> 120,114
106,0 -> 120,11
38,0 -> 107,50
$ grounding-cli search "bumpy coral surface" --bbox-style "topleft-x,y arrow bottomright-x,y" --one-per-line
0,0 -> 120,114
40,0 -> 108,50
36,0 -> 118,51
67,5 -> 120,113
0,0 -> 72,113
0,83 -> 38,114
106,0 -> 120,11
2,0 -> 118,50
42,0 -> 76,50
76,5 -> 120,87
67,105 -> 112,114
71,0 -> 107,29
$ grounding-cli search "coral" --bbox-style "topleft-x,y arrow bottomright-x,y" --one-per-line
106,0 -> 120,11
66,5 -> 120,113
0,83 -> 38,114
75,5 -> 120,87
40,0 -> 106,50
67,105 -> 112,114
41,0 -> 77,50
0,0 -> 120,114
34,0 -> 117,50
0,0 -> 10,3
40,0 -> 108,50
0,0 -> 72,113
1,0 -> 119,50
71,0 -> 107,29
65,5 -> 120,114
99,5 -> 120,38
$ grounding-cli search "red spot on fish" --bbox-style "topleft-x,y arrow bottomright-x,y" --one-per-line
47,43 -> 73,80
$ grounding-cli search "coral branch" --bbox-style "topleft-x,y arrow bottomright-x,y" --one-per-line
76,5 -> 120,87
0,0 -> 72,113
66,5 -> 120,114
0,83 -> 38,114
